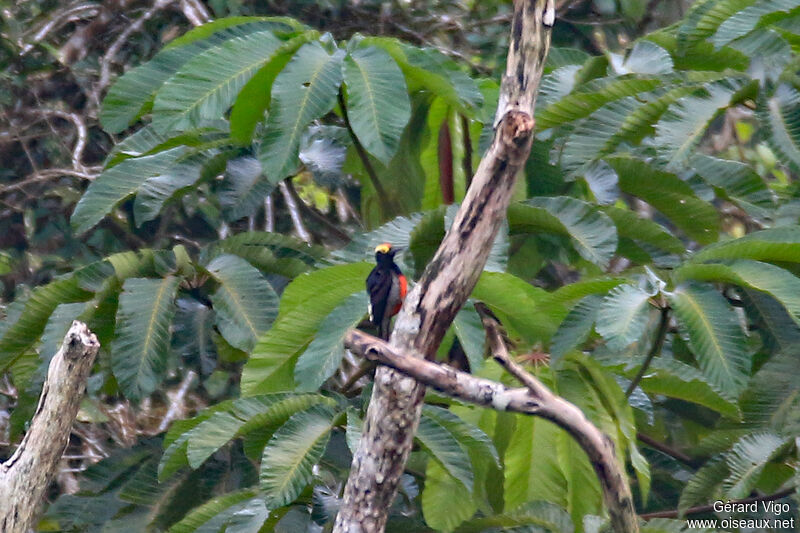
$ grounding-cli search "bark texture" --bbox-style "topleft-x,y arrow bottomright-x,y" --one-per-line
344,326 -> 640,533
333,1 -> 555,531
0,321 -> 100,533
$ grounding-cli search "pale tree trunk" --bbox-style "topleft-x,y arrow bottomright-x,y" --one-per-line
0,321 -> 100,533
333,1 -> 556,531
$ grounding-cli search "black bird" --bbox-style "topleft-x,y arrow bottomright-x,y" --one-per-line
366,243 -> 407,340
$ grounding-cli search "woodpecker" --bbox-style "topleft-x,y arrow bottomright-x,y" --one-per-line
366,243 -> 407,340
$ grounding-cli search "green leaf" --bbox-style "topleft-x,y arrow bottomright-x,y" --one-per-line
724,432 -> 787,498
71,147 -> 188,234
422,460 -> 477,531
536,77 -> 662,130
111,277 -> 180,400
219,156 -> 274,221
415,412 -> 474,492
690,154 -> 774,217
181,393 -> 335,469
206,254 -> 279,352
504,414 -> 566,511
0,277 -> 92,372
669,284 -> 749,398
741,351 -> 800,431
610,41 -> 673,75
363,38 -> 482,114
690,226 -> 800,263
510,197 -> 618,268
423,405 -> 500,469
633,357 -> 741,418
472,272 -> 560,344
675,260 -> 800,323
607,156 -> 719,244
294,291 -> 368,391
679,457 -> 730,515
152,29 -> 283,133
241,262 -> 372,395
452,302 -> 488,372
456,500 -> 574,533
343,46 -> 411,163
133,160 -> 204,225
229,32 -> 319,144
759,84 -> 800,172
100,21 -> 284,133
654,80 -> 740,169
595,285 -> 653,351
677,0 -> 756,52
551,294 -> 604,362
711,0 -> 800,49
203,231 -> 323,278
258,42 -> 344,182
260,405 -> 335,509
167,489 -> 258,533
602,206 -> 686,255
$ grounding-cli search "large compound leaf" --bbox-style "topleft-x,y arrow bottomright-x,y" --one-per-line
363,38 -> 483,114
690,226 -> 800,263
203,231 -> 322,279
415,412 -> 474,492
629,357 -> 741,418
723,432 -> 787,498
152,29 -> 283,133
711,0 -> 800,48
258,42 -> 344,182
111,277 -> 180,400
241,262 -> 372,394
759,84 -> 800,172
167,489 -> 258,533
422,460 -> 477,532
536,77 -> 662,130
456,500 -> 574,533
260,406 -> 335,509
608,156 -> 719,244
690,154 -> 774,216
602,206 -> 686,256
551,294 -> 604,362
595,285 -> 653,351
679,457 -> 730,515
675,260 -> 800,323
669,284 -> 749,398
182,393 -> 335,470
343,46 -> 411,164
206,254 -> 279,352
100,20 -> 290,133
509,197 -> 618,268
0,277 -> 92,372
654,80 -> 740,169
71,147 -> 187,234
219,156 -> 274,221
294,291 -> 368,391
229,32 -> 319,144
677,0 -> 756,52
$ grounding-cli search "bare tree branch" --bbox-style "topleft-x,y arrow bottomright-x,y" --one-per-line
279,181 -> 312,243
0,322 -> 100,533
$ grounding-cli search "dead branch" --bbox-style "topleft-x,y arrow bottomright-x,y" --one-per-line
0,322 -> 100,533
344,328 -> 639,532
333,1 -> 555,531
279,181 -> 312,243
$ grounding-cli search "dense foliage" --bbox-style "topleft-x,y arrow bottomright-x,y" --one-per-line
2,0 -> 800,531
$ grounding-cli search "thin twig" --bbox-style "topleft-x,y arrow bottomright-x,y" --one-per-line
264,194 -> 275,232
341,361 -> 376,396
284,180 -> 351,243
157,371 -> 197,433
279,181 -> 312,242
19,2 -> 100,56
625,306 -> 670,397
337,90 -> 394,216
0,169 -> 97,196
636,432 -> 695,466
94,0 -> 176,106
